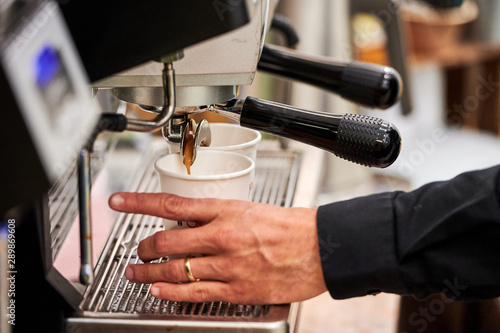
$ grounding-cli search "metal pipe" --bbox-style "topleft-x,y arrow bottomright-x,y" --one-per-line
125,62 -> 176,132
75,60 -> 177,285
162,114 -> 187,143
78,147 -> 94,285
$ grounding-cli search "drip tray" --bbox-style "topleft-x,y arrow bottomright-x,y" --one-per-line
68,141 -> 302,333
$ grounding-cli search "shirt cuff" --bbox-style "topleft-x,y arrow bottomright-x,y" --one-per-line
316,192 -> 407,299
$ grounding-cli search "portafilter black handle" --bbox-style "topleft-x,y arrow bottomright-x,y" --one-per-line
239,97 -> 401,168
258,44 -> 402,110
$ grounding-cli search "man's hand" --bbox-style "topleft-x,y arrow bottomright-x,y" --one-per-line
109,192 -> 327,304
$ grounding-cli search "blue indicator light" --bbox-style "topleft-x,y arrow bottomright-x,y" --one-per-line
35,46 -> 60,89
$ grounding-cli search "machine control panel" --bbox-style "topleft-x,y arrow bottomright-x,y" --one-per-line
0,1 -> 99,213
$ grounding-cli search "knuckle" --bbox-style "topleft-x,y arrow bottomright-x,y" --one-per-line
163,262 -> 185,282
211,226 -> 238,251
230,284 -> 245,298
208,260 -> 225,277
228,284 -> 252,304
217,258 -> 240,280
160,194 -> 188,218
136,240 -> 149,260
151,232 -> 169,255
188,285 -> 210,303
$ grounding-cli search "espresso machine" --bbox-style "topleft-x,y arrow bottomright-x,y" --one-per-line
1,1 -> 404,332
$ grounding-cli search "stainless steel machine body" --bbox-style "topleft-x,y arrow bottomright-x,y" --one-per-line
94,0 -> 278,108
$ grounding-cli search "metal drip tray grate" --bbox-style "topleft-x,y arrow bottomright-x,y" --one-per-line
73,143 -> 301,332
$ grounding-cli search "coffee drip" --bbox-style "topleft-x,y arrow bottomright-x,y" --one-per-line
182,119 -> 196,175
180,119 -> 212,175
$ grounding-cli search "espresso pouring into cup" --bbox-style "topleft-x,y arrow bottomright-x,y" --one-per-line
181,119 -> 196,175
180,118 -> 212,174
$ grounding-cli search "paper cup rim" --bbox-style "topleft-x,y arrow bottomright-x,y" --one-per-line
154,151 -> 255,181
198,123 -> 261,151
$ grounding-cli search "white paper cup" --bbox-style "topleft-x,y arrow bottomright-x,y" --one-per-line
155,151 -> 255,232
199,123 -> 261,162
167,123 -> 261,161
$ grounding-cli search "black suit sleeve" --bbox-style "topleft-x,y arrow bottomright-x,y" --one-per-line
316,165 -> 500,300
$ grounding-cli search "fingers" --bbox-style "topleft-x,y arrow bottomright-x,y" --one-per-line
126,256 -> 230,284
136,227 -> 220,261
150,281 -> 234,303
109,192 -> 224,224
149,281 -> 255,304
109,192 -> 251,261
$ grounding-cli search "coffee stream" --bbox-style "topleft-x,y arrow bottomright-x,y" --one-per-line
182,124 -> 195,175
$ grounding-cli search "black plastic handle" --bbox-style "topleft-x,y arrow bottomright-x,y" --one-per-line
240,97 -> 401,168
258,44 -> 402,110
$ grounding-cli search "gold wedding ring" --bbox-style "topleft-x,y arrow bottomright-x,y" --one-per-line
184,255 -> 200,282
